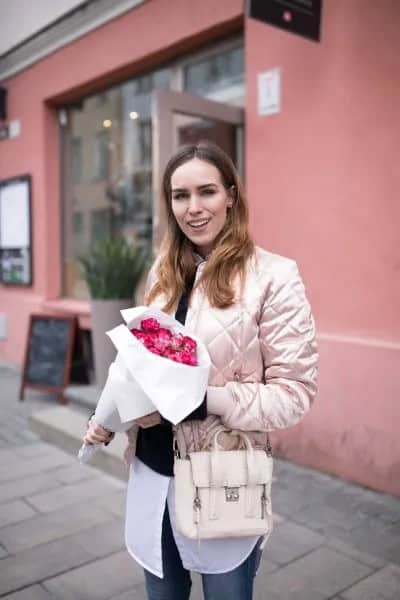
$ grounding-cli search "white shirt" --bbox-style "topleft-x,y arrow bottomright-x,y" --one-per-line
125,457 -> 259,578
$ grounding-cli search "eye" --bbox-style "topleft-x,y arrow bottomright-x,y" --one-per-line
202,188 -> 216,195
172,192 -> 187,200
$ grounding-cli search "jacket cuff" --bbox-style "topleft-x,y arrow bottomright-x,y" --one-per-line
206,386 -> 232,418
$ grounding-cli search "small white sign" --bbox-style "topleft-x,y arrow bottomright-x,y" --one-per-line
0,314 -> 7,340
9,120 -> 21,138
258,68 -> 281,116
0,181 -> 30,247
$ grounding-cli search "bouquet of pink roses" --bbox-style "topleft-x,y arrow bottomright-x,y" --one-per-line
131,317 -> 197,366
78,306 -> 210,464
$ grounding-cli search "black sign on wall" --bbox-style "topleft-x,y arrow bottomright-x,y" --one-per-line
247,0 -> 322,42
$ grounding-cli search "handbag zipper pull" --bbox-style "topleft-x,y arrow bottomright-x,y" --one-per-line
194,488 -> 201,524
265,434 -> 273,457
261,484 -> 268,519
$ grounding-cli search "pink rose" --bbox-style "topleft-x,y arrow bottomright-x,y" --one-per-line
130,320 -> 198,366
130,328 -> 146,343
142,332 -> 158,350
141,318 -> 160,332
148,346 -> 163,356
182,335 -> 197,352
171,333 -> 185,351
164,348 -> 180,362
177,350 -> 197,366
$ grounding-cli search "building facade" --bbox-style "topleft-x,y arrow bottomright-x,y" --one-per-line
0,0 -> 399,496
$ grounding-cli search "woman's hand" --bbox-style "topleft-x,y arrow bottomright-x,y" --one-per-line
83,417 -> 114,445
134,411 -> 162,429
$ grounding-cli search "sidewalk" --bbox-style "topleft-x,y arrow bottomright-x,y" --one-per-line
0,364 -> 399,599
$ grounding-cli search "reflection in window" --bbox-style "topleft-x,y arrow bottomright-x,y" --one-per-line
93,131 -> 110,180
138,120 -> 152,164
72,211 -> 84,259
91,208 -> 111,242
63,66 -> 170,299
72,137 -> 83,183
184,46 -> 244,98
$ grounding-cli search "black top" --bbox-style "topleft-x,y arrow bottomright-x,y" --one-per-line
135,271 -> 207,476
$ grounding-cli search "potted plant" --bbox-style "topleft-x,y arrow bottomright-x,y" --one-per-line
79,238 -> 149,387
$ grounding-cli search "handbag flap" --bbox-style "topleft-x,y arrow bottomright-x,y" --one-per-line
188,450 -> 273,488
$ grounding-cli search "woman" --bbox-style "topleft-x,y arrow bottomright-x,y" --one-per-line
84,140 -> 318,600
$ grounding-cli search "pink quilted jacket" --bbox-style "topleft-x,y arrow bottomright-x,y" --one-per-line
125,246 -> 318,461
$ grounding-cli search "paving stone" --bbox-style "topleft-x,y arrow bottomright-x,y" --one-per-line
0,450 -> 73,483
263,520 -> 325,565
26,476 -> 124,513
110,582 -> 147,600
0,472 -> 61,504
109,586 -> 146,600
0,502 -> 113,553
2,584 -> 53,599
44,550 -> 144,599
0,536 -> 92,595
13,442 -> 55,458
340,564 -> 400,599
51,462 -> 98,485
328,539 -> 386,569
334,519 -> 400,565
0,449 -> 20,464
0,499 -> 36,528
0,428 -> 26,444
258,546 -> 373,600
94,491 -> 127,518
71,518 -> 126,558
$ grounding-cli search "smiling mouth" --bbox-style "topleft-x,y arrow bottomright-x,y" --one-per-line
187,219 -> 211,230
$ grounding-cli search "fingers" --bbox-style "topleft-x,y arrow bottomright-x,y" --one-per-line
83,419 -> 112,444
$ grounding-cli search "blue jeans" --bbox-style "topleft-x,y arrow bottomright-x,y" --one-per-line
144,508 -> 261,600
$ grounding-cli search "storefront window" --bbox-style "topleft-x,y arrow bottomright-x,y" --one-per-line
63,68 -> 170,299
62,41 -> 243,300
184,45 -> 244,102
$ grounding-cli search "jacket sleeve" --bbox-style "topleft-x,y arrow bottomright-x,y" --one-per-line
206,261 -> 318,432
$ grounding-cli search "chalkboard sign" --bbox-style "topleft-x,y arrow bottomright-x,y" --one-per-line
19,314 -> 77,403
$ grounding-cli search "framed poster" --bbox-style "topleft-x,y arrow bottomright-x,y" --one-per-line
0,174 -> 32,285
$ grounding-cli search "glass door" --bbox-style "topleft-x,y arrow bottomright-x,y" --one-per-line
151,89 -> 244,251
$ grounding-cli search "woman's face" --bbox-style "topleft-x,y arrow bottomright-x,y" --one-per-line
170,158 -> 233,257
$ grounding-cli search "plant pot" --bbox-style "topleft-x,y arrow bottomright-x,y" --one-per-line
91,298 -> 133,388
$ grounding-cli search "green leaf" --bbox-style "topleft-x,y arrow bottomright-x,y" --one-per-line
78,238 -> 150,299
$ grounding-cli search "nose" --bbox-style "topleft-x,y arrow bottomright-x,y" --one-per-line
187,193 -> 202,214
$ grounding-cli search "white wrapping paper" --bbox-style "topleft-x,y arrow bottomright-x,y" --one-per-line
112,306 -> 211,424
78,305 -> 211,464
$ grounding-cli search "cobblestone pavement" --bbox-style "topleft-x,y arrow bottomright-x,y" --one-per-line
0,365 -> 400,599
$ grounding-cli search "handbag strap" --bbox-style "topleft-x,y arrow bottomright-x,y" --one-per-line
210,428 -> 260,488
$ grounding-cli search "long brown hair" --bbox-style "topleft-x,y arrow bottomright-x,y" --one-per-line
146,140 -> 255,311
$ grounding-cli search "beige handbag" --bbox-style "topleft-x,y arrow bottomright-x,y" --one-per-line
173,426 -> 274,541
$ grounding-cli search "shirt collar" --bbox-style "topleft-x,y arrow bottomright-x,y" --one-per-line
193,251 -> 208,266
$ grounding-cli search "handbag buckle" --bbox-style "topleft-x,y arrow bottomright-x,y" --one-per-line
225,487 -> 240,502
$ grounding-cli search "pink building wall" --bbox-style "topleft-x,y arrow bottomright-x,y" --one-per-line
0,0 -> 242,363
246,0 -> 400,495
0,0 -> 398,495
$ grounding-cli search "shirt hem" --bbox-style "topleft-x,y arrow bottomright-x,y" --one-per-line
125,541 -> 164,579
181,536 -> 260,575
